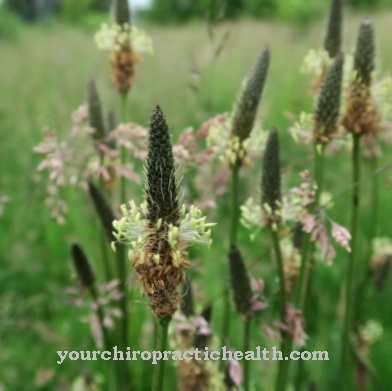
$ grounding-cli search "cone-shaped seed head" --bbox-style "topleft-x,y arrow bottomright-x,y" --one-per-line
314,53 -> 344,142
181,276 -> 195,317
88,182 -> 116,242
146,105 -> 179,226
114,0 -> 131,27
261,128 -> 281,220
324,0 -> 342,58
231,46 -> 270,143
229,246 -> 252,316
354,20 -> 375,87
71,244 -> 95,287
87,79 -> 106,140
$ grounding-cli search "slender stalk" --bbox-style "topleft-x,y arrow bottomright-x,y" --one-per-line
340,134 -> 361,389
152,318 -> 171,391
220,162 -> 240,368
294,145 -> 324,307
279,145 -> 325,391
118,91 -> 129,391
120,91 -> 128,205
270,228 -> 288,391
353,156 -> 379,329
243,316 -> 252,391
90,284 -> 110,350
229,162 -> 240,246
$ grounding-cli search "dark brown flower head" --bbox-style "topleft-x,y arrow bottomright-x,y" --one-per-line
314,53 -> 344,143
231,46 -> 270,159
145,105 -> 179,226
324,0 -> 342,59
71,244 -> 95,288
110,43 -> 138,93
181,276 -> 195,317
354,20 -> 375,87
114,0 -> 131,28
88,182 -> 116,243
261,128 -> 281,226
87,79 -> 106,141
229,246 -> 252,316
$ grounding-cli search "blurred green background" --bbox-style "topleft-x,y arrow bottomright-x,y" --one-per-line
1,0 -> 392,390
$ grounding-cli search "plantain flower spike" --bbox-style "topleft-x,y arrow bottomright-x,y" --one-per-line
342,20 -> 380,135
261,128 -> 281,227
112,106 -> 214,320
71,244 -> 95,288
354,19 -> 375,87
229,246 -> 252,317
323,0 -> 342,59
231,46 -> 270,164
314,53 -> 344,143
87,79 -> 106,141
88,182 -> 116,243
114,0 -> 131,28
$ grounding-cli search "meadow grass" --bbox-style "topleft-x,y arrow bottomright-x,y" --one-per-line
1,10 -> 392,389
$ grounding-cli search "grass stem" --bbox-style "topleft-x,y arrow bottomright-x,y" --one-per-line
220,162 -> 240,368
340,133 -> 361,389
152,318 -> 171,391
243,316 -> 252,391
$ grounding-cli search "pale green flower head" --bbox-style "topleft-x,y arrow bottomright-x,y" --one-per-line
95,23 -> 153,54
301,49 -> 331,76
359,320 -> 383,343
207,114 -> 267,166
372,236 -> 392,256
112,201 -> 214,266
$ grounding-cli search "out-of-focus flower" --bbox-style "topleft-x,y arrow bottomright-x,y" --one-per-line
206,113 -> 267,166
95,23 -> 153,55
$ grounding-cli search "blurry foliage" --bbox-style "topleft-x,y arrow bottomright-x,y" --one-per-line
0,6 -> 23,40
144,0 -> 392,23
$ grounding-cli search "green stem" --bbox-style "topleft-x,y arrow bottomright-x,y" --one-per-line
270,228 -> 288,391
220,162 -> 240,368
340,133 -> 361,390
120,91 -> 128,206
279,144 -> 325,391
90,284 -> 110,350
353,156 -> 379,330
243,316 -> 252,391
118,91 -> 129,391
152,318 -> 171,391
229,162 -> 240,246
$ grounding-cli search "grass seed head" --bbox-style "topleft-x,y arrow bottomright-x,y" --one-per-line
114,0 -> 131,28
231,46 -> 269,163
87,79 -> 106,141
146,105 -> 180,226
314,53 -> 344,143
71,244 -> 95,288
324,0 -> 342,59
229,245 -> 252,317
88,181 -> 116,243
354,19 -> 375,87
110,42 -> 138,93
261,128 -> 282,226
